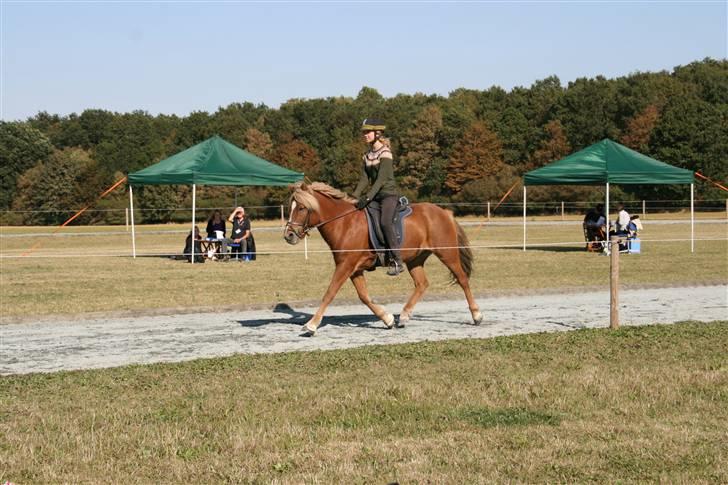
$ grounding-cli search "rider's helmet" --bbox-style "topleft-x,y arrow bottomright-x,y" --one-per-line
361,118 -> 386,132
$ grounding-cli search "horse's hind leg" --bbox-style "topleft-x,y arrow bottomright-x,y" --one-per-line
435,248 -> 483,325
350,272 -> 395,329
398,260 -> 429,328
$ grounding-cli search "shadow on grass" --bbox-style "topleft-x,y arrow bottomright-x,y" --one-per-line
235,303 -> 388,332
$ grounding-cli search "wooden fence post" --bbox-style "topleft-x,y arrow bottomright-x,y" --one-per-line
280,204 -> 285,226
642,200 -> 646,220
487,201 -> 491,221
610,236 -> 620,329
561,201 -> 565,220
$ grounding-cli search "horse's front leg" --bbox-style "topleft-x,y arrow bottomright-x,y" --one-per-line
398,263 -> 429,328
350,271 -> 395,329
302,262 -> 355,336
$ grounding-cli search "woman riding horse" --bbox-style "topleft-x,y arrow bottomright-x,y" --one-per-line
284,182 -> 483,336
353,118 -> 403,276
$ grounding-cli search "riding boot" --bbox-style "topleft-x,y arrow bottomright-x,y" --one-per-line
379,195 -> 403,276
386,250 -> 404,276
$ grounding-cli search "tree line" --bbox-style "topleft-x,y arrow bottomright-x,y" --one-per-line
1,58 -> 725,225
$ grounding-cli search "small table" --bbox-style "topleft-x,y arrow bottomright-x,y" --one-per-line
199,239 -> 223,259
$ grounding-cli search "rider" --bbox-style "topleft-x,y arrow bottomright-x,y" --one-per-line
352,118 -> 404,276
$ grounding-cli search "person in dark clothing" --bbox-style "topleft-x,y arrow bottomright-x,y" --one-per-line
352,118 -> 403,276
227,206 -> 252,261
183,226 -> 204,263
206,210 -> 226,239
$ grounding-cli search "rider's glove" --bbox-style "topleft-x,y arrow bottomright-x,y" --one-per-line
356,197 -> 369,210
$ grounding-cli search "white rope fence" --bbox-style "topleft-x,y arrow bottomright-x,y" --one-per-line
2,237 -> 726,259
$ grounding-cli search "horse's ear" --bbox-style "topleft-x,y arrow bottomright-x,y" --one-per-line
300,182 -> 308,191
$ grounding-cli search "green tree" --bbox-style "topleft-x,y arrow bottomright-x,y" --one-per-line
458,164 -> 522,216
398,105 -> 444,195
12,147 -> 104,225
529,120 -> 571,170
556,76 -> 620,148
0,122 -> 53,210
650,94 -> 727,199
138,185 -> 180,224
94,111 -> 166,176
320,127 -> 363,191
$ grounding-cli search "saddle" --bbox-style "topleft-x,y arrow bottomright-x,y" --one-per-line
364,197 -> 413,269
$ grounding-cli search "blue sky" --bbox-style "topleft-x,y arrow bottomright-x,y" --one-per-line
1,1 -> 726,121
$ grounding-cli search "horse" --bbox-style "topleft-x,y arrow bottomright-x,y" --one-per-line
283,182 -> 483,335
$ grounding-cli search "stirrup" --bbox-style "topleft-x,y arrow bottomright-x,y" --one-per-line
387,260 -> 404,276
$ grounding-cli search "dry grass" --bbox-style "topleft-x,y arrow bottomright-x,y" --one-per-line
1,218 -> 726,320
1,322 -> 726,483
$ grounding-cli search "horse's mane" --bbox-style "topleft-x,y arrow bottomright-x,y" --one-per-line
291,182 -> 356,212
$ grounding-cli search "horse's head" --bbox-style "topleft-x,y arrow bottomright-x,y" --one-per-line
283,181 -> 357,245
283,182 -> 319,245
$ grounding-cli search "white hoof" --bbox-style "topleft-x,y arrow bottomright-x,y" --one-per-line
301,322 -> 317,336
396,313 -> 409,328
382,313 -> 395,329
472,311 -> 483,326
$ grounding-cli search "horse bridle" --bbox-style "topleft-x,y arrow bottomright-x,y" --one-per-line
285,203 -> 359,239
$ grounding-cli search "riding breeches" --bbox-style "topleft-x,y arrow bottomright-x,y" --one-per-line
379,195 -> 401,262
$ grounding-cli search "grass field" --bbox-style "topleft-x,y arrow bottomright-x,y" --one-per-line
1,322 -> 726,483
1,217 -> 726,320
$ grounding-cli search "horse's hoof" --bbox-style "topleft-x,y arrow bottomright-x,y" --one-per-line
396,313 -> 409,328
383,313 -> 395,329
301,323 -> 317,336
472,311 -> 483,326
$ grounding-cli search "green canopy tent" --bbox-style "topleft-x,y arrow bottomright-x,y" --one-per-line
522,139 -> 695,251
127,135 -> 304,261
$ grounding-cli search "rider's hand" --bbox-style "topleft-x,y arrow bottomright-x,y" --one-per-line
356,197 -> 368,210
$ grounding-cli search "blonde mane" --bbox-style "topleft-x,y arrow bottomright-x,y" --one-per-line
291,182 -> 357,212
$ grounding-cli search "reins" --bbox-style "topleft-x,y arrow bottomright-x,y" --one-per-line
285,197 -> 360,239
310,208 -> 359,231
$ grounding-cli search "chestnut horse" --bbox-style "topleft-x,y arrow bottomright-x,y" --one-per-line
283,182 -> 483,335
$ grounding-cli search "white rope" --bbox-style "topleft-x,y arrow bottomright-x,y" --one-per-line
1,237 -> 725,259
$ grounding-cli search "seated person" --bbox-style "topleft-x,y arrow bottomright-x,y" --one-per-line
206,210 -> 226,239
583,203 -> 606,251
615,203 -> 631,235
183,226 -> 204,263
627,215 -> 642,238
227,206 -> 252,261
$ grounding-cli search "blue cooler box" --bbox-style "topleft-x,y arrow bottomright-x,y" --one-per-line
628,238 -> 641,253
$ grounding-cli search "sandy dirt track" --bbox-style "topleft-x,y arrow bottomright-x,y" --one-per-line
1,285 -> 726,375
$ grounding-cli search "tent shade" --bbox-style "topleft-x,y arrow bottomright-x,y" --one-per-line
523,139 -> 694,186
128,135 -> 304,186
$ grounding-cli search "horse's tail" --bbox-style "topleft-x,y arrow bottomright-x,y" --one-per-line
450,217 -> 473,284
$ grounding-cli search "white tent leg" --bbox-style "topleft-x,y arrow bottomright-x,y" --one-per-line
604,182 -> 611,234
191,184 -> 197,265
691,183 -> 694,253
130,185 -> 136,258
522,186 -> 527,251
605,183 -> 610,254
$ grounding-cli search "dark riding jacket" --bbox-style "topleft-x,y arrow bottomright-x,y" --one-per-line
353,146 -> 399,201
